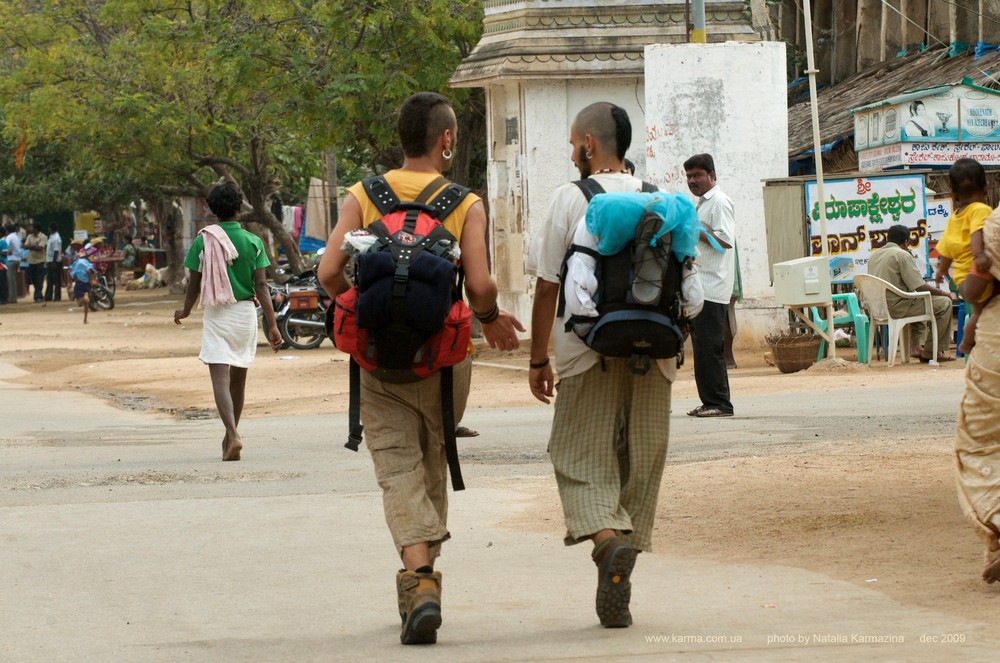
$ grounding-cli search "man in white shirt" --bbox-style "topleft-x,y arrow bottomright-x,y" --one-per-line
684,153 -> 735,417
4,224 -> 21,303
44,223 -> 63,302
528,102 -> 674,629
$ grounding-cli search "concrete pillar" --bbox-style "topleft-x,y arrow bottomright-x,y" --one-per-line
644,42 -> 789,348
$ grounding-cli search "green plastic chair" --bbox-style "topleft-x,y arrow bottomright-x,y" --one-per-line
809,292 -> 870,363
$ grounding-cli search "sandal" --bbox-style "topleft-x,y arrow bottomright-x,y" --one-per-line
693,407 -> 734,418
686,406 -> 706,417
455,426 -> 479,438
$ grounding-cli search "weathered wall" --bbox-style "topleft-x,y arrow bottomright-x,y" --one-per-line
645,42 -> 789,348
489,77 -> 651,331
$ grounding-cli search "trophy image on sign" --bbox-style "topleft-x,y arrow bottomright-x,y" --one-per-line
936,111 -> 952,133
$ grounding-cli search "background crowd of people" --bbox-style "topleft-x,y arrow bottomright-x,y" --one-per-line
0,223 -> 155,305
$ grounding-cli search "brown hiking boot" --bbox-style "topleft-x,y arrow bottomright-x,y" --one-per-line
592,537 -> 637,628
395,570 -> 407,625
397,570 -> 442,645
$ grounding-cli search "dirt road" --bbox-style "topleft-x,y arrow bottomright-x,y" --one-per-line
2,288 -> 996,659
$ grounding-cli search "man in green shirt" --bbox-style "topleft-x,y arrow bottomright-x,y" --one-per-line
174,182 -> 283,460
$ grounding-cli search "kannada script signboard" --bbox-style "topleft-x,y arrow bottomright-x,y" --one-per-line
858,142 -> 1000,170
805,174 -> 937,283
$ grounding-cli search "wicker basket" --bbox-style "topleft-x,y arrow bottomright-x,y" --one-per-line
766,332 -> 822,374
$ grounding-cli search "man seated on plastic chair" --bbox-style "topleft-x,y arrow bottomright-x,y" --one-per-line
868,224 -> 957,363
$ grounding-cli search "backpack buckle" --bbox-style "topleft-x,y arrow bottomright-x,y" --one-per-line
628,353 -> 652,376
345,423 -> 364,452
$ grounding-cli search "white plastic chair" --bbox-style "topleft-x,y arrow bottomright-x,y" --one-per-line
852,274 -> 938,367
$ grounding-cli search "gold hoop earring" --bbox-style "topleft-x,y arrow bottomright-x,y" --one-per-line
442,149 -> 453,160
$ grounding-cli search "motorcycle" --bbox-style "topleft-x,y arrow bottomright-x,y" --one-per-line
88,274 -> 115,311
279,274 -> 331,350
258,281 -> 290,347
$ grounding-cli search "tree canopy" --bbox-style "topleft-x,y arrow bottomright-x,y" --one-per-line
0,0 -> 485,272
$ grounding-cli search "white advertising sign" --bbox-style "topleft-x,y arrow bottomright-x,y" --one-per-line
858,142 -> 1000,170
805,174 -> 929,283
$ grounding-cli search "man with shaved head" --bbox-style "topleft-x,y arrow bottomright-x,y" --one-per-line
319,91 -> 523,646
527,102 -> 675,629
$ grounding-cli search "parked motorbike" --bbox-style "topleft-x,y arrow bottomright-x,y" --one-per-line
258,282 -> 290,347
280,276 -> 331,350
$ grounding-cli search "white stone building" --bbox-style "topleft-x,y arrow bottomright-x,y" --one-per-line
450,0 -> 760,338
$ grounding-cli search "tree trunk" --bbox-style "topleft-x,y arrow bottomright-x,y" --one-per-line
97,204 -> 125,245
815,0 -> 833,82
454,89 -> 486,189
242,134 -> 306,274
855,0 -> 882,71
148,198 -> 186,293
926,0 -> 950,47
902,0 -> 927,49
324,149 -> 339,231
832,0 -> 858,83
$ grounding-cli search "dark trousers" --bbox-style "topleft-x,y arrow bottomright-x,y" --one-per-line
27,262 -> 46,301
45,261 -> 63,301
0,268 -> 7,303
690,300 -> 733,413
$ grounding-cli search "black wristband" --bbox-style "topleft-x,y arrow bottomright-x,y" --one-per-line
529,357 -> 550,370
474,302 -> 500,324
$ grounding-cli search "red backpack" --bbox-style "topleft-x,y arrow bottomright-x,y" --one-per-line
332,175 -> 472,489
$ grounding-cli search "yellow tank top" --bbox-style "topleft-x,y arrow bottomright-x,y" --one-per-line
346,170 -> 481,242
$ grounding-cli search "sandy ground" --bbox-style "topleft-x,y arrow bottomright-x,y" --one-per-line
2,287 -> 996,633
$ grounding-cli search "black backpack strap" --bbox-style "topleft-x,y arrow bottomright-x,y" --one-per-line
362,176 -> 400,216
641,181 -> 658,193
558,179 -> 607,318
415,176 -> 449,204
440,367 -> 465,491
573,178 -> 606,202
345,357 -> 364,451
427,183 -> 471,221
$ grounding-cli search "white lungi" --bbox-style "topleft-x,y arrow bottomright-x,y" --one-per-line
199,301 -> 258,368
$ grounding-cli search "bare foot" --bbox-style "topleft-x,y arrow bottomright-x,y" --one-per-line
223,434 -> 243,461
959,333 -> 976,356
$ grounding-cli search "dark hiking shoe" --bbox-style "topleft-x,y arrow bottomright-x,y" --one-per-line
398,570 -> 442,645
395,569 -> 407,625
593,537 -> 637,628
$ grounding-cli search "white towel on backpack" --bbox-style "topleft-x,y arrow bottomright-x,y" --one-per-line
563,217 -> 600,318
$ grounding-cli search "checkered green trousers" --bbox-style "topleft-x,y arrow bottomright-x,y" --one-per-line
549,359 -> 672,552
